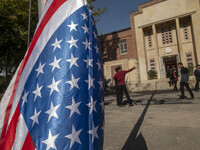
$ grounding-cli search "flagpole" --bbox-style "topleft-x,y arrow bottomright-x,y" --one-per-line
27,0 -> 32,48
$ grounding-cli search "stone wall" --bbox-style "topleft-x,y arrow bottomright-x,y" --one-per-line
128,76 -> 197,92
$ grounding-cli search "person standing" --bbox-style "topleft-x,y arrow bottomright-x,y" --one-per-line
178,63 -> 194,99
169,67 -> 174,87
166,66 -> 170,78
194,64 -> 200,92
172,69 -> 178,91
113,66 -> 135,107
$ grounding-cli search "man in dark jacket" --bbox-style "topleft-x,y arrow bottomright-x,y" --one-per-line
113,66 -> 135,107
178,63 -> 194,99
194,64 -> 200,91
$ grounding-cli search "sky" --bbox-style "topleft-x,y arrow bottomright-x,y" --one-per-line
92,0 -> 152,35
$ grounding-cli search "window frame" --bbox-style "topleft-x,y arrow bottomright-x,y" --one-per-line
149,58 -> 156,70
119,39 -> 128,55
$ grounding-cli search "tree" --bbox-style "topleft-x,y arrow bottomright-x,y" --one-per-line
88,0 -> 106,22
0,0 -> 38,85
0,0 -> 105,94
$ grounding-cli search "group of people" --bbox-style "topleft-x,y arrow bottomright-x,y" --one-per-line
113,63 -> 200,107
166,65 -> 178,91
167,63 -> 200,99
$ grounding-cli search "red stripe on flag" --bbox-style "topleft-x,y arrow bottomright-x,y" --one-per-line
0,104 -> 20,150
0,0 -> 67,148
22,133 -> 35,150
0,64 -> 24,147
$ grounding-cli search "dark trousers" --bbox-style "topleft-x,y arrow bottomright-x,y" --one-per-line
173,81 -> 177,91
180,82 -> 194,98
116,85 -> 132,105
195,78 -> 199,91
169,78 -> 174,87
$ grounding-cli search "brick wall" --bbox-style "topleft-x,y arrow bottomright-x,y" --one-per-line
100,28 -> 138,62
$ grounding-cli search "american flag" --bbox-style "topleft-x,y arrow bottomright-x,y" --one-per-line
0,0 -> 104,149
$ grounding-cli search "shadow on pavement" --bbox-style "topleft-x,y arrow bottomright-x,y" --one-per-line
121,90 -> 156,150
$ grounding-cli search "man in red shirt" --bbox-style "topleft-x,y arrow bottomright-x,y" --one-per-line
113,66 -> 135,107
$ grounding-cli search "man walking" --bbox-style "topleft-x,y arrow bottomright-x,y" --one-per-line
178,63 -> 194,99
113,66 -> 135,107
194,64 -> 200,92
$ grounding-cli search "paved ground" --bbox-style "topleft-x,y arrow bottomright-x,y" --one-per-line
104,90 -> 200,150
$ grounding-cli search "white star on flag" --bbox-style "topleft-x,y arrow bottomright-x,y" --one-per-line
85,75 -> 95,89
21,91 -> 29,106
30,108 -> 41,127
42,130 -> 59,150
81,24 -> 89,34
83,56 -> 93,68
51,38 -> 62,52
88,122 -> 99,143
49,56 -> 62,72
66,74 -> 80,91
93,31 -> 97,39
100,100 -> 104,112
67,21 -> 78,32
98,78 -> 104,90
35,62 -> 45,77
96,60 -> 102,71
32,84 -> 43,101
86,97 -> 97,114
65,125 -> 82,149
82,38 -> 91,50
45,102 -> 60,123
67,36 -> 78,48
66,98 -> 81,118
66,53 -> 79,68
91,19 -> 95,26
94,44 -> 100,54
81,12 -> 88,20
47,77 -> 61,96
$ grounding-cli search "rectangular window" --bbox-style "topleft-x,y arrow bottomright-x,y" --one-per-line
186,53 -> 193,66
149,59 -> 156,70
183,23 -> 189,40
147,32 -> 152,47
161,27 -> 173,44
119,39 -> 127,54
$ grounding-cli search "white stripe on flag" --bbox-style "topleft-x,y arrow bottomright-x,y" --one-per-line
7,0 -> 87,146
12,114 -> 28,150
0,64 -> 20,136
35,0 -> 53,31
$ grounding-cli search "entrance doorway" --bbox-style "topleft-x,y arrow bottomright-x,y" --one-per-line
162,55 -> 178,78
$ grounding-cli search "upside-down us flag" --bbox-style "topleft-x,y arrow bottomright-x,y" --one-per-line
0,0 -> 104,149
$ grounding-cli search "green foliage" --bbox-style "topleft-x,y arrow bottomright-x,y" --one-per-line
0,76 -> 7,94
0,0 -> 38,83
0,0 -> 105,93
148,70 -> 158,80
188,64 -> 194,76
88,0 -> 106,22
104,78 -> 116,92
0,94 -> 3,102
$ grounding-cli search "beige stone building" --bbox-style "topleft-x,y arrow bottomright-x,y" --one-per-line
132,0 -> 200,82
102,0 -> 200,91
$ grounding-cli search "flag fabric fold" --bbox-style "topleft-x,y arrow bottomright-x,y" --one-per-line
0,0 -> 104,149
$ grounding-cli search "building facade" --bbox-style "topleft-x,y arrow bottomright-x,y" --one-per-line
131,0 -> 200,82
102,0 -> 200,90
102,28 -> 140,85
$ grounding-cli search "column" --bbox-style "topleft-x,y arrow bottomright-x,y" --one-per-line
138,28 -> 148,82
175,18 -> 184,63
152,24 -> 161,79
191,14 -> 200,65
